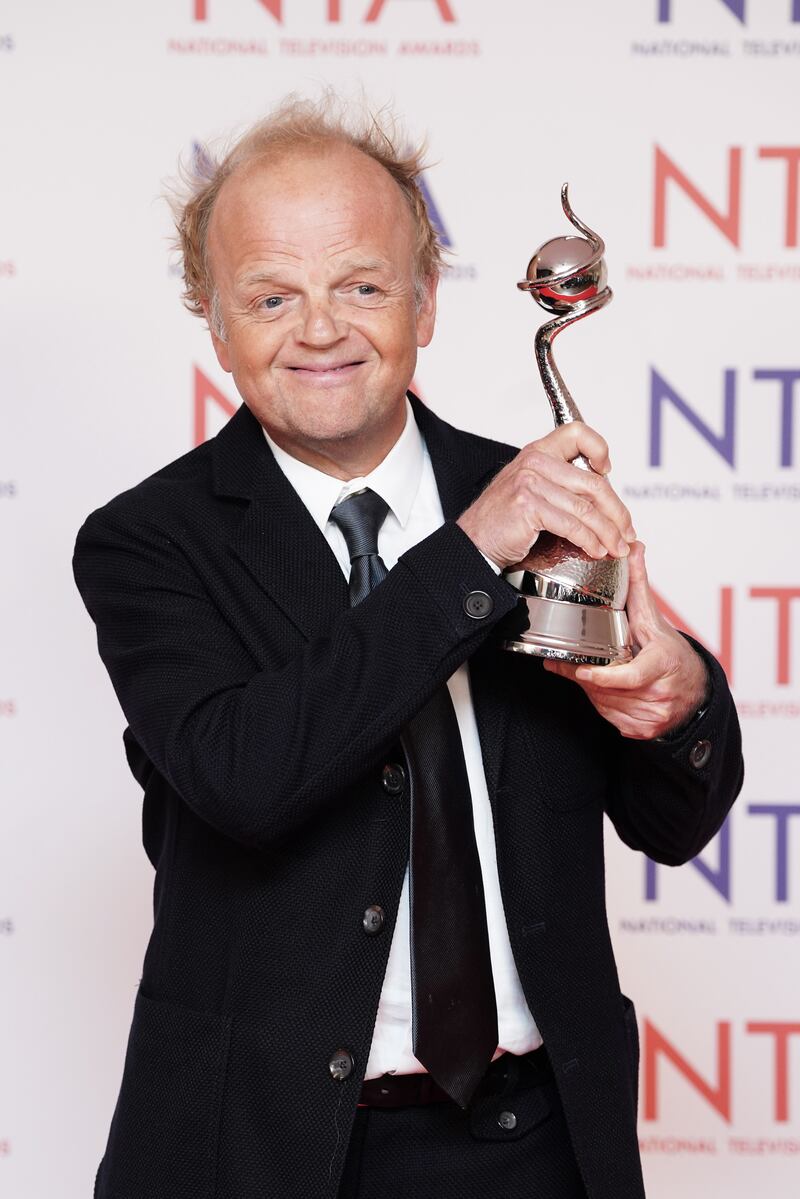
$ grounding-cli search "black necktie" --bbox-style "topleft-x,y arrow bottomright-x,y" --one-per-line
329,488 -> 498,1109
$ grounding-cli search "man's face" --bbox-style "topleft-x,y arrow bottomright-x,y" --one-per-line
205,144 -> 437,467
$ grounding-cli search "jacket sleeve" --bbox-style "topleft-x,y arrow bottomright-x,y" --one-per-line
603,634 -> 744,866
73,505 -> 521,851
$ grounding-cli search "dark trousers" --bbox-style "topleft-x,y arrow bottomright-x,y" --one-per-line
338,1050 -> 588,1199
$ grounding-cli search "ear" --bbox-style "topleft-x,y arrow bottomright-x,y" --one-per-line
415,275 -> 438,348
201,297 -> 232,373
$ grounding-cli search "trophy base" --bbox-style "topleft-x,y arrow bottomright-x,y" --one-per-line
503,592 -> 632,666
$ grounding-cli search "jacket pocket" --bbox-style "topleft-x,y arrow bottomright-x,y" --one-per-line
97,987 -> 231,1199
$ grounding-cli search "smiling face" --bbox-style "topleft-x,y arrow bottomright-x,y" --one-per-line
205,142 -> 437,477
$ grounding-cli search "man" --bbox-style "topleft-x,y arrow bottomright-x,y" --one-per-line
73,97 -> 743,1199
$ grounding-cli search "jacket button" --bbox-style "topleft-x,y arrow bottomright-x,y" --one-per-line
689,739 -> 712,769
363,905 -> 385,934
329,1049 -> 354,1081
464,590 -> 493,619
497,1110 -> 517,1130
382,763 -> 406,794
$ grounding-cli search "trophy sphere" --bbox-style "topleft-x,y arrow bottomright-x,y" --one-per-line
524,234 -> 608,315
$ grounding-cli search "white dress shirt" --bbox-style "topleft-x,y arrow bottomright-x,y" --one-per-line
263,400 -> 542,1078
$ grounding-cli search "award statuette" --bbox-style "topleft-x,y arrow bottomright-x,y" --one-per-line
503,185 -> 633,665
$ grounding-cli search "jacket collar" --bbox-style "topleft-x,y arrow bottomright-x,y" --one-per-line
212,391 -> 513,511
211,392 -> 517,797
210,391 -> 515,642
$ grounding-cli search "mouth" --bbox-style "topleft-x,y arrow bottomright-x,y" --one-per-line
286,361 -> 367,387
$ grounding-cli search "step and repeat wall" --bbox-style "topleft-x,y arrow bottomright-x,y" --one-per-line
1,1 -> 798,1195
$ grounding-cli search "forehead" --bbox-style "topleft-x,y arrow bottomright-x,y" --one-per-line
208,144 -> 416,279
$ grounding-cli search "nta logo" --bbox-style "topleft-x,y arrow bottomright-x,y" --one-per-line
646,803 -> 800,903
649,366 -> 799,468
653,583 -> 800,687
653,146 -> 800,248
643,1018 -> 800,1123
657,0 -> 800,22
192,0 -> 456,21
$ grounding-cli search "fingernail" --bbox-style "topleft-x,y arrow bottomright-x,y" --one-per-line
626,527 -> 637,541
575,667 -> 592,682
617,539 -> 630,556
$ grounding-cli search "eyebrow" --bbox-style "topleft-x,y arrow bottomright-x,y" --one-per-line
238,271 -> 288,290
336,258 -> 390,275
239,258 -> 391,291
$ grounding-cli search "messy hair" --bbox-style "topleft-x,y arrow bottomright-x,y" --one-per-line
171,93 -> 445,338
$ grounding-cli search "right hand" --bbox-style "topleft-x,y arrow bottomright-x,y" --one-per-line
457,422 -> 637,571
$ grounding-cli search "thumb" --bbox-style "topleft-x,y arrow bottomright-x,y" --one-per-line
623,542 -> 661,644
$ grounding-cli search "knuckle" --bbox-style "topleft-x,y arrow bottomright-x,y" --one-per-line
524,447 -> 548,472
598,478 -> 620,505
658,703 -> 674,726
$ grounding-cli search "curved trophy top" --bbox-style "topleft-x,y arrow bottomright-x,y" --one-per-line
518,184 -> 609,315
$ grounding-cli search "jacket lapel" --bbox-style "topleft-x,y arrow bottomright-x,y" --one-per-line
211,395 -> 520,798
212,402 -> 348,640
409,393 -> 520,800
409,391 -> 510,520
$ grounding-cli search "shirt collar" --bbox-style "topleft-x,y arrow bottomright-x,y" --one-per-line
262,397 -> 424,534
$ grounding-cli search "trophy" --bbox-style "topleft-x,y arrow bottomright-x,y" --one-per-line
503,185 -> 632,665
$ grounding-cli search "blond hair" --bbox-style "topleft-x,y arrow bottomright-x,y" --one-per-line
172,94 -> 445,336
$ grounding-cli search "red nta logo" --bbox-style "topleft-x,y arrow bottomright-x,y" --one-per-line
653,145 -> 800,248
192,0 -> 456,22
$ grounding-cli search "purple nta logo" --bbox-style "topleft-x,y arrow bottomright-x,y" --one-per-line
657,0 -> 800,23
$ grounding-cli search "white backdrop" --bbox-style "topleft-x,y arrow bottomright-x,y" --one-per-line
1,2 -> 799,1196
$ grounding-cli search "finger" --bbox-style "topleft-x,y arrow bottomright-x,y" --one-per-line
522,454 -> 636,546
623,542 -> 664,643
574,644 -> 664,691
531,497 -> 611,560
541,660 -> 650,693
570,468 -> 636,542
542,659 -> 582,680
528,478 -> 630,559
547,657 -> 652,692
531,422 -> 612,476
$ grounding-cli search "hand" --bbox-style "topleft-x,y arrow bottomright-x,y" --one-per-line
543,542 -> 710,740
457,423 -> 636,571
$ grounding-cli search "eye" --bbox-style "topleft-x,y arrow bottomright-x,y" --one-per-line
261,296 -> 283,309
356,284 -> 378,296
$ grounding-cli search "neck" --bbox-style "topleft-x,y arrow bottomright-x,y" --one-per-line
264,407 -> 407,481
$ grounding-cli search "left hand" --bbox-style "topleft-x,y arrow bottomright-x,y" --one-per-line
542,541 -> 710,740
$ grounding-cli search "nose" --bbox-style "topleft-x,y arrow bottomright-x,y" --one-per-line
298,292 -> 346,348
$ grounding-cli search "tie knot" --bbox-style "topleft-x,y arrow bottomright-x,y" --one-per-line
329,488 -> 389,562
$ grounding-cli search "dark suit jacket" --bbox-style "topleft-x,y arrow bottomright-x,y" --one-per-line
73,394 -> 743,1199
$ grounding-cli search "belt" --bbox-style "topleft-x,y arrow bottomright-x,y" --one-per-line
357,1043 -> 552,1109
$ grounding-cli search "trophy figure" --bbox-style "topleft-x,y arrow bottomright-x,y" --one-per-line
503,185 -> 632,665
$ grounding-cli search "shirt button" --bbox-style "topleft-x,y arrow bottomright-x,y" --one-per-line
497,1110 -> 517,1131
362,905 -> 385,935
464,590 -> 494,619
381,763 -> 406,795
329,1049 -> 354,1081
689,739 -> 712,769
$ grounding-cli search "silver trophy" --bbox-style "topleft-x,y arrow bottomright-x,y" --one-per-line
503,185 -> 632,665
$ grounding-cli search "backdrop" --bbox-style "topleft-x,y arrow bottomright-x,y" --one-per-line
1,2 -> 798,1196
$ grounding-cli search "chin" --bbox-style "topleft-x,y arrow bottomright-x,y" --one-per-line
297,400 -> 385,444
